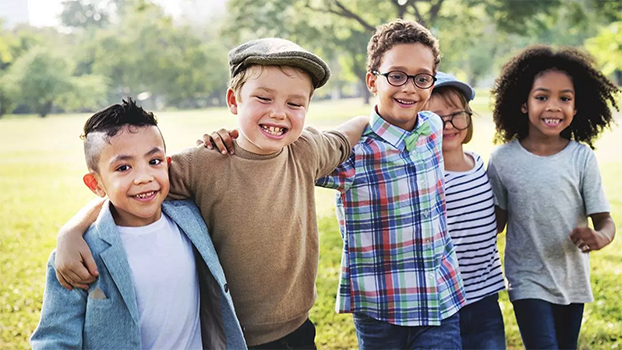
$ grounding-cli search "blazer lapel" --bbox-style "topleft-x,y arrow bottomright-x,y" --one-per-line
96,203 -> 140,324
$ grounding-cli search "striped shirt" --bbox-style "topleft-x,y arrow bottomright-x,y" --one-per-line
316,107 -> 465,326
445,152 -> 505,305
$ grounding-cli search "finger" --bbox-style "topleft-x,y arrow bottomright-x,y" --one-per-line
211,134 -> 229,155
56,270 -> 73,291
82,252 -> 99,277
201,134 -> 212,148
230,129 -> 240,139
220,133 -> 235,154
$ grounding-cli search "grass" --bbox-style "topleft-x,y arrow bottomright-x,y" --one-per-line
1,97 -> 621,349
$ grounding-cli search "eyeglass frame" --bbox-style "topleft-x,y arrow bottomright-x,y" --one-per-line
438,111 -> 472,130
371,70 -> 437,89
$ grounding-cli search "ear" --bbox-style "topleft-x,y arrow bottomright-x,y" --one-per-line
166,156 -> 171,167
83,173 -> 106,197
366,71 -> 377,94
521,103 -> 528,114
226,88 -> 239,115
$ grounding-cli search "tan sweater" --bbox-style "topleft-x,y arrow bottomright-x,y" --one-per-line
168,128 -> 351,346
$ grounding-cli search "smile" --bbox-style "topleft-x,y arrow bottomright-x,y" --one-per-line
542,118 -> 562,126
132,191 -> 157,200
260,124 -> 287,136
395,99 -> 416,105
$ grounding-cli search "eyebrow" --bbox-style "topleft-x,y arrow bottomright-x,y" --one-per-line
109,147 -> 164,165
385,66 -> 433,74
255,87 -> 308,101
534,87 -> 574,94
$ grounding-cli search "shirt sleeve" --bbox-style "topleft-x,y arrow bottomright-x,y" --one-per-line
31,252 -> 87,349
167,148 -> 197,200
581,149 -> 611,215
487,152 -> 508,210
299,127 -> 352,180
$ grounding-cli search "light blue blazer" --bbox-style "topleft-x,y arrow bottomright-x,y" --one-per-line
31,200 -> 247,350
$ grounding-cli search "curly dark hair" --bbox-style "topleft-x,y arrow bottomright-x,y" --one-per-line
491,45 -> 620,148
367,19 -> 441,73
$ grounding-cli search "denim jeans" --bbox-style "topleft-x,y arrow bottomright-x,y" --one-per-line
353,312 -> 461,350
459,293 -> 506,350
512,299 -> 584,350
249,318 -> 317,350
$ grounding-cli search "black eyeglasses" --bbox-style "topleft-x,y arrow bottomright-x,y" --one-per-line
439,111 -> 472,130
372,70 -> 437,89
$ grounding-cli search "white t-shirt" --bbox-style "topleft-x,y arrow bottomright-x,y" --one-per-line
445,152 -> 505,305
117,214 -> 202,350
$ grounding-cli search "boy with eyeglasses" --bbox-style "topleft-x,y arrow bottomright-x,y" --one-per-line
316,19 -> 466,349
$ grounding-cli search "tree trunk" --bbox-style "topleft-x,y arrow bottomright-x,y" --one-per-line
360,76 -> 371,105
39,101 -> 53,118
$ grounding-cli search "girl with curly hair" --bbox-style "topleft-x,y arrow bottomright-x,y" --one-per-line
487,45 -> 619,350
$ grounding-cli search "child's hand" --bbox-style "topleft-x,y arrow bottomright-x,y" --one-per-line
55,232 -> 98,290
196,129 -> 239,155
569,226 -> 609,253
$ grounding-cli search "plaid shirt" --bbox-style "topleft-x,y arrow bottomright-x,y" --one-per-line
316,108 -> 465,326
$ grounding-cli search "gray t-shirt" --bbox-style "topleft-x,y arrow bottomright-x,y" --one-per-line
487,140 -> 610,304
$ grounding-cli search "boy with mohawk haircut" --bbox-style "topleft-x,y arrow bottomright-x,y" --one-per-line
31,99 -> 246,349
51,39 -> 369,349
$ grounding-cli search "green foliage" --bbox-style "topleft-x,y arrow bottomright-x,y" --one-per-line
1,48 -> 73,117
60,0 -> 111,28
586,22 -> 622,76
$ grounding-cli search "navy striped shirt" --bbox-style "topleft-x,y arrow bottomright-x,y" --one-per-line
445,152 -> 505,304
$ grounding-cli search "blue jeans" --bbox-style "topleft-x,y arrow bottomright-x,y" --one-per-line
459,293 -> 506,350
353,312 -> 462,350
512,299 -> 584,350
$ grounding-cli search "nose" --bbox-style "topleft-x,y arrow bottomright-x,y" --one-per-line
401,78 -> 418,92
133,166 -> 154,185
270,105 -> 287,120
546,99 -> 561,111
442,119 -> 455,130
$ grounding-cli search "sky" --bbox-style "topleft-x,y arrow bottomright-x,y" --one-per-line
28,0 -> 183,27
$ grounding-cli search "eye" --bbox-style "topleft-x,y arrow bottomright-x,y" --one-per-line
288,102 -> 304,108
150,158 -> 163,165
561,96 -> 572,102
389,72 -> 406,80
116,164 -> 130,172
256,96 -> 271,102
416,75 -> 431,83
535,95 -> 547,101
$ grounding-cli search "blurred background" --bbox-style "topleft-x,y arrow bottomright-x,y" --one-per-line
0,0 -> 621,118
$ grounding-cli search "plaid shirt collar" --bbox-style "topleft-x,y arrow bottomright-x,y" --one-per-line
369,106 -> 430,151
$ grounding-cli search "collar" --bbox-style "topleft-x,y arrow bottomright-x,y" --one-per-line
368,106 -> 433,150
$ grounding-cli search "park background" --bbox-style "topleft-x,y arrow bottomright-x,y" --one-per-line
0,0 -> 621,349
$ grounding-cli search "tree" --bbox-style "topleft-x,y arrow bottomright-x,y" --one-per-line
1,48 -> 73,117
224,0 -> 566,103
586,21 -> 622,85
60,0 -> 110,28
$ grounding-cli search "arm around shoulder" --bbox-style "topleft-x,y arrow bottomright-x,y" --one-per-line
334,115 -> 369,148
31,252 -> 87,349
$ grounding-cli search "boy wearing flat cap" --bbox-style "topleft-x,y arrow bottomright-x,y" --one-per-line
53,38 -> 368,349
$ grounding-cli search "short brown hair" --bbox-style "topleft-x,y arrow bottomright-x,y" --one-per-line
432,87 -> 474,144
228,65 -> 315,100
367,19 -> 441,73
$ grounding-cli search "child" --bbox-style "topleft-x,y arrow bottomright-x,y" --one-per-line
488,45 -> 618,350
52,38 -> 369,349
315,20 -> 466,350
30,99 -> 246,349
425,72 -> 506,350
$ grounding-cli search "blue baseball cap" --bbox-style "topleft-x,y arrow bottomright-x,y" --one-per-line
434,71 -> 475,101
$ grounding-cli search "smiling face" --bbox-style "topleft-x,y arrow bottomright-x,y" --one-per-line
227,65 -> 313,155
522,69 -> 577,140
83,125 -> 169,227
426,91 -> 470,153
367,43 -> 436,131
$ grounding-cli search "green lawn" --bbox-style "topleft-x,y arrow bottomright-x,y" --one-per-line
1,98 -> 620,349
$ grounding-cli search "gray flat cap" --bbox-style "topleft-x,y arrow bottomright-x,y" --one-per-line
228,38 -> 331,89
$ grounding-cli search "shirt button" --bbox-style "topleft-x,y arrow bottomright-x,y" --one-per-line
224,283 -> 229,293
423,211 -> 430,218
427,272 -> 435,281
